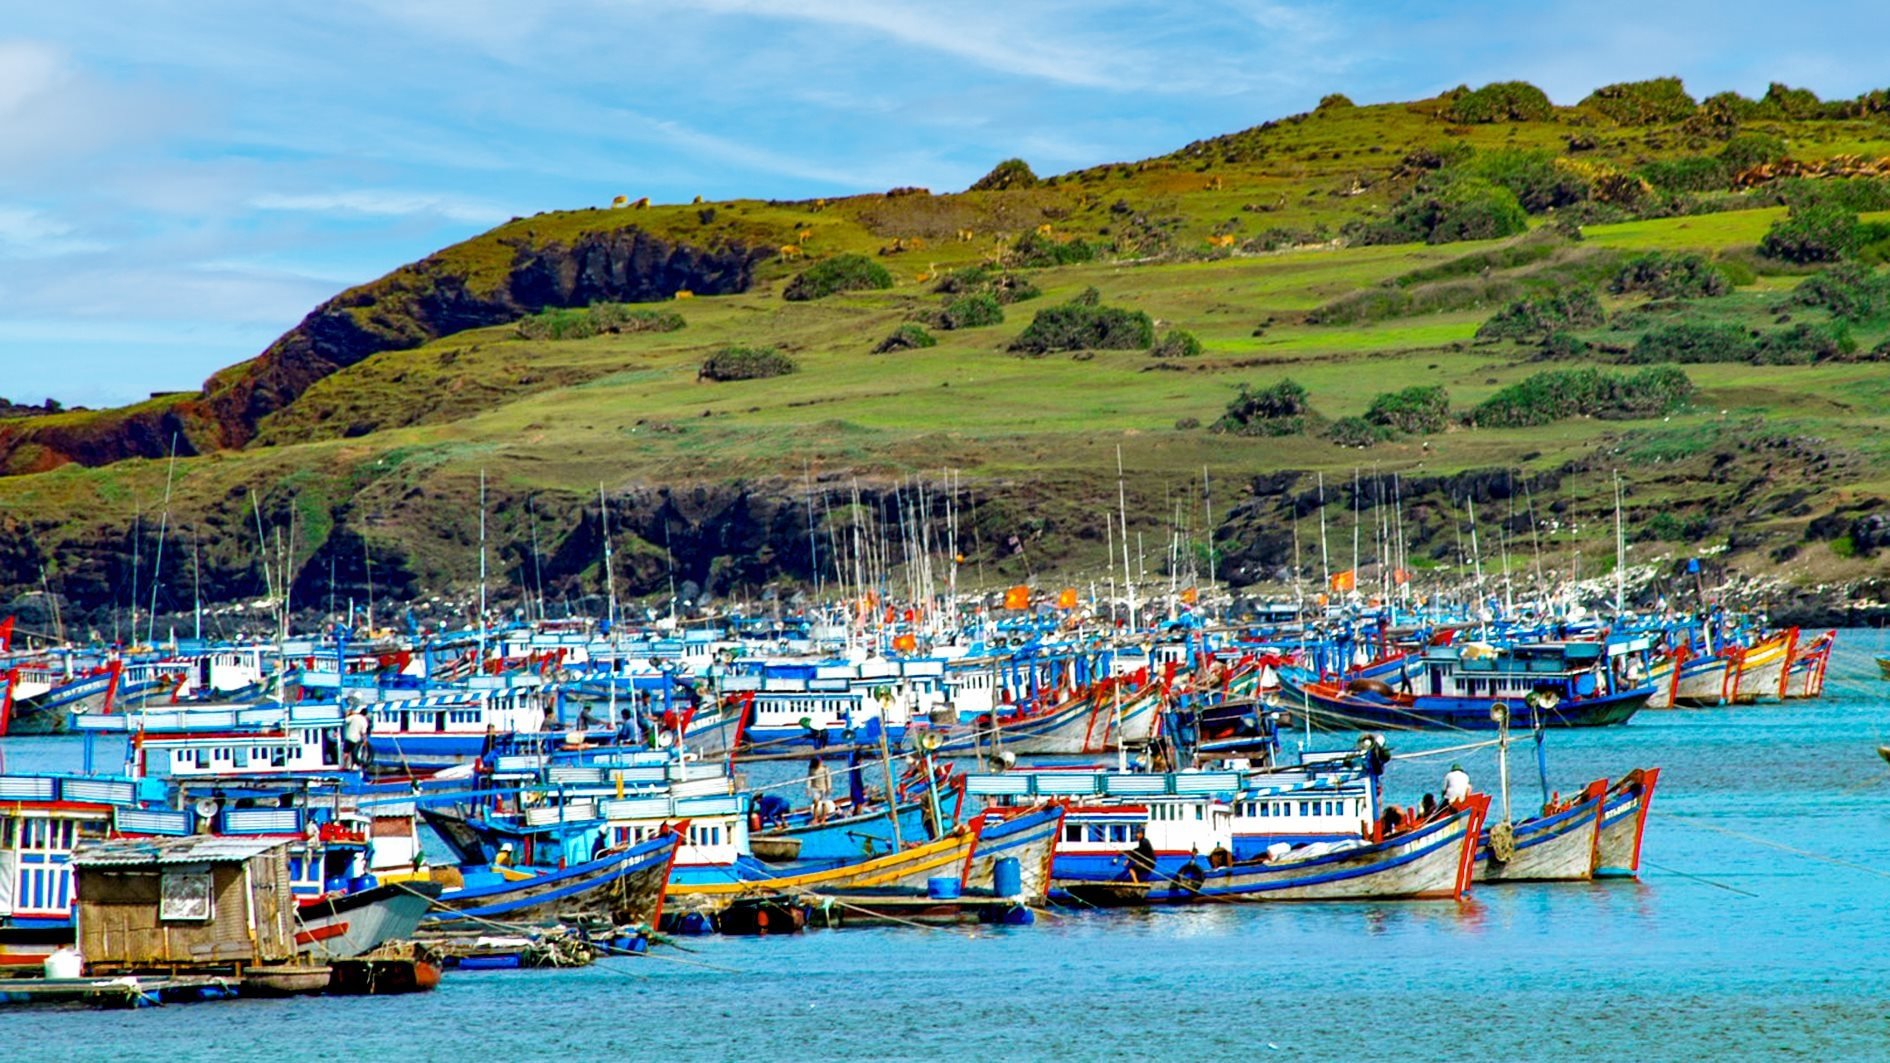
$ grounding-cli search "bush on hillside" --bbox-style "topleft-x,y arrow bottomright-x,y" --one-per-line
1010,297 -> 1153,354
1792,264 -> 1890,322
1354,178 -> 1529,246
1760,205 -> 1862,264
1627,321 -> 1859,365
1316,93 -> 1356,112
1476,289 -> 1607,342
1326,416 -> 1387,447
1760,82 -> 1824,119
1446,81 -> 1555,123
1470,366 -> 1694,427
933,267 -> 1041,303
1609,251 -> 1733,298
1213,379 -> 1317,436
1009,231 -> 1099,268
1636,156 -> 1731,193
1364,385 -> 1451,434
783,253 -> 894,301
698,345 -> 797,381
1700,91 -> 1762,125
1720,131 -> 1788,170
516,304 -> 685,340
968,158 -> 1039,192
873,324 -> 938,353
1462,149 -> 1591,213
936,294 -> 1005,330
1581,77 -> 1698,125
1151,329 -> 1203,357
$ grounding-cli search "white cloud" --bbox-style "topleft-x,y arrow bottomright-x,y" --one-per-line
0,206 -> 105,257
250,190 -> 514,225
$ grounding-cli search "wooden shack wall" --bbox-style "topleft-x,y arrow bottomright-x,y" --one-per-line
77,856 -> 297,967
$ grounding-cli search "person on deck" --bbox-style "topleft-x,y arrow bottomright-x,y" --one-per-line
1124,835 -> 1158,883
808,757 -> 834,824
342,706 -> 371,769
1443,763 -> 1471,806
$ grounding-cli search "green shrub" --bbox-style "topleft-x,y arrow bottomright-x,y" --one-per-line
1213,379 -> 1317,436
873,324 -> 938,353
1009,231 -> 1098,268
1581,77 -> 1698,124
1011,298 -> 1153,354
1070,286 -> 1102,307
1476,289 -> 1606,342
1364,178 -> 1530,245
1760,82 -> 1824,119
938,294 -> 1005,330
1446,81 -> 1555,123
1637,156 -> 1730,193
1316,93 -> 1355,111
1627,323 -> 1754,364
1701,91 -> 1762,125
783,253 -> 894,301
1720,132 -> 1787,170
1463,149 -> 1591,212
1364,385 -> 1450,433
698,345 -> 797,381
933,267 -> 1040,303
1760,205 -> 1862,264
1540,331 -> 1593,358
968,158 -> 1039,192
516,304 -> 685,340
1471,366 -> 1693,427
1792,264 -> 1890,322
1151,329 -> 1203,357
1610,251 -> 1732,298
1326,416 -> 1387,447
1772,177 -> 1890,213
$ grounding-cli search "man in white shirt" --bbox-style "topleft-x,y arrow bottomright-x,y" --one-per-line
1443,764 -> 1471,805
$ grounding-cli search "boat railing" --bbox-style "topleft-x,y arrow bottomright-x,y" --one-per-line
0,774 -> 141,806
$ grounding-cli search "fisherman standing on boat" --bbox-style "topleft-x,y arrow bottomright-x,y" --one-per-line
1443,763 -> 1471,806
808,756 -> 835,824
343,704 -> 371,769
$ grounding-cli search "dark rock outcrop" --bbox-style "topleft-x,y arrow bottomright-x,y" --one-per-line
0,226 -> 761,473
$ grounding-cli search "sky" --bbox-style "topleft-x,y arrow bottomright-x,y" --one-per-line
3,1 -> 1888,408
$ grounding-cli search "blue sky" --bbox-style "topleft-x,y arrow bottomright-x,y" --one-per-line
3,1 -> 1887,408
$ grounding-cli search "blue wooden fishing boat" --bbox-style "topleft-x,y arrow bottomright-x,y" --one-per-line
427,829 -> 681,927
1475,779 -> 1607,882
1280,640 -> 1652,730
1595,768 -> 1659,878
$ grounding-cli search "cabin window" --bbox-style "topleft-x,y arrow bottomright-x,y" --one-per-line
1192,806 -> 1203,822
1298,802 -> 1308,816
1064,825 -> 1081,843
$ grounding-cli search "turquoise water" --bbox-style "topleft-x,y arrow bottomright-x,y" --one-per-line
4,633 -> 1889,1061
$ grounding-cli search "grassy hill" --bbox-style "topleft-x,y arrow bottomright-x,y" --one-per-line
6,78 -> 1890,626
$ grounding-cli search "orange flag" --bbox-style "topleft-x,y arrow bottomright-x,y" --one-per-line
1004,585 -> 1030,610
1056,588 -> 1079,610
1180,587 -> 1198,605
893,633 -> 917,652
1329,570 -> 1357,592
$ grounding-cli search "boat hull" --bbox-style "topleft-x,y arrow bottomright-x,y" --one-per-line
428,832 -> 679,927
296,881 -> 444,960
1475,782 -> 1605,883
963,804 -> 1064,903
667,828 -> 980,912
1595,768 -> 1659,878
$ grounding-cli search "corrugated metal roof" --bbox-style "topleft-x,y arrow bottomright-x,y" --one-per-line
71,834 -> 287,867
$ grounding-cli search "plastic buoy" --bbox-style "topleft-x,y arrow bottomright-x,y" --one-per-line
993,856 -> 1023,898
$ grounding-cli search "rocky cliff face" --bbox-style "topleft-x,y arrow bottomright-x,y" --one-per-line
0,226 -> 762,473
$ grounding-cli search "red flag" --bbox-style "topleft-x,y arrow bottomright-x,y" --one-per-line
0,616 -> 13,652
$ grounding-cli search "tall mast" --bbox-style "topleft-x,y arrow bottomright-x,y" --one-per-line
147,433 -> 179,646
1117,446 -> 1135,632
1614,470 -> 1626,616
1317,472 -> 1331,594
599,484 -> 618,634
477,469 -> 488,665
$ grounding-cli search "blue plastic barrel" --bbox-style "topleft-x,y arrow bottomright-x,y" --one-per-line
927,875 -> 961,900
993,856 -> 1023,897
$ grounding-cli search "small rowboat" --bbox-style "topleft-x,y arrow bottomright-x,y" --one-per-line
1060,882 -> 1152,908
748,835 -> 803,863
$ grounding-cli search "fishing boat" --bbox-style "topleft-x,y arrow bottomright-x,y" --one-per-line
962,803 -> 1064,902
296,880 -> 444,959
664,825 -> 982,912
1782,631 -> 1835,700
1280,640 -> 1651,730
1475,780 -> 1607,883
1595,768 -> 1659,878
1667,646 -> 1735,707
1133,796 -> 1489,903
1727,628 -> 1798,703
1876,656 -> 1890,681
426,830 -> 681,927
